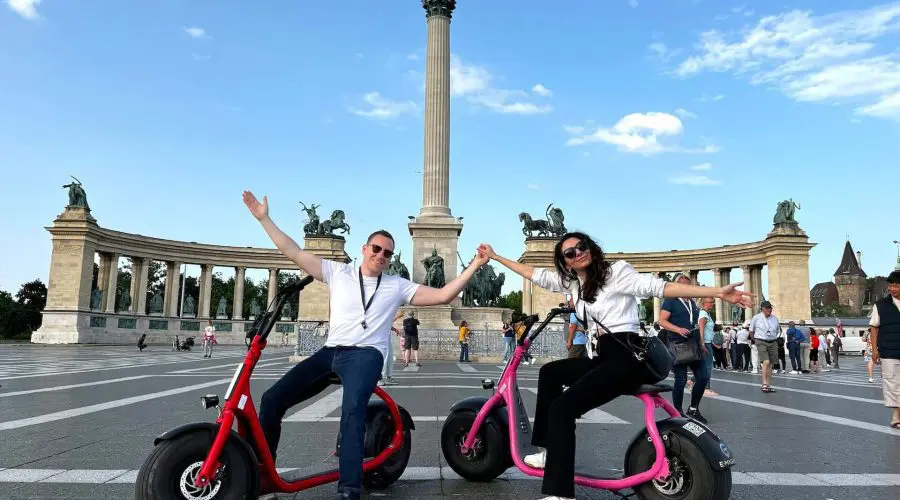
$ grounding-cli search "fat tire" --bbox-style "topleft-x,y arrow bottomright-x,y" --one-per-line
440,410 -> 508,482
135,430 -> 256,500
625,432 -> 732,500
362,411 -> 412,489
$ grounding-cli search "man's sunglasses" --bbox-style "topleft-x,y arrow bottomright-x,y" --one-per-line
369,244 -> 394,259
562,240 -> 588,260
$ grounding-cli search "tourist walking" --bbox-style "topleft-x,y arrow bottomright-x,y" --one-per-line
736,323 -> 751,371
798,321 -> 812,373
869,270 -> 900,429
380,316 -> 402,386
458,320 -> 471,362
720,326 -> 732,369
785,321 -> 803,374
402,310 -> 421,366
658,274 -> 710,422
749,301 -> 780,393
698,298 -> 718,396
829,328 -> 842,369
203,319 -> 217,358
864,330 -> 876,383
566,307 -> 588,359
501,321 -> 515,362
809,327 -> 820,373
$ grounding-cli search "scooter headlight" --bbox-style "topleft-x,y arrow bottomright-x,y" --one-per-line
200,394 -> 220,410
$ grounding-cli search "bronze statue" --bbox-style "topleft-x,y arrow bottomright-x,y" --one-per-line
773,199 -> 801,225
183,295 -> 196,316
91,288 -> 102,310
299,202 -> 321,236
519,203 -> 567,238
62,176 -> 90,210
638,301 -> 648,322
460,254 -> 504,307
422,248 -> 445,288
250,299 -> 261,318
149,292 -> 163,314
731,303 -> 742,322
216,297 -> 227,317
117,291 -> 131,313
319,209 -> 351,235
385,252 -> 411,280
283,301 -> 293,319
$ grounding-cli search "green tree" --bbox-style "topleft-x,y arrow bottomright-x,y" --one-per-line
0,290 -> 25,338
496,290 -> 522,315
16,279 -> 47,332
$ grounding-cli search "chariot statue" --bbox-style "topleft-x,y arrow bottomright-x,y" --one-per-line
519,203 -> 567,238
319,209 -> 351,236
299,202 -> 321,236
773,199 -> 801,225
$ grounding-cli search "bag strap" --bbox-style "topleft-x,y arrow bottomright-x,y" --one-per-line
583,310 -> 649,362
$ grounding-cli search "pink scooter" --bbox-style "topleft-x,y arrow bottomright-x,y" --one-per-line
441,306 -> 734,500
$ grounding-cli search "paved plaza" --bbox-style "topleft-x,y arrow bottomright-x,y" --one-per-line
0,345 -> 898,499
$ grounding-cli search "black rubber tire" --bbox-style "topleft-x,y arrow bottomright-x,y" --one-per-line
135,431 -> 256,500
440,410 -> 508,482
362,410 -> 413,489
625,432 -> 732,500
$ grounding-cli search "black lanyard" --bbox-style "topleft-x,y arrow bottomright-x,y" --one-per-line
358,268 -> 382,330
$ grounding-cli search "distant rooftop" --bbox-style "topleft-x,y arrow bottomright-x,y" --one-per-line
833,240 -> 867,278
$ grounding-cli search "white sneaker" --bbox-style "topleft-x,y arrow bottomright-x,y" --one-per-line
869,378 -> 875,383
524,450 -> 547,469
790,370 -> 798,374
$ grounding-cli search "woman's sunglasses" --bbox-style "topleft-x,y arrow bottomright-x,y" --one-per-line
562,240 -> 588,260
369,244 -> 394,259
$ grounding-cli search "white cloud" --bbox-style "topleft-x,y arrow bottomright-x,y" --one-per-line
669,174 -> 722,186
349,92 -> 417,120
532,84 -> 553,97
184,27 -> 207,39
648,42 -> 681,63
673,3 -> 900,121
6,0 -> 40,19
628,0 -> 639,8
696,94 -> 725,102
675,107 -> 697,118
192,53 -> 211,62
527,183 -> 541,189
564,112 -> 718,155
691,162 -> 713,170
407,52 -> 419,61
450,56 -> 552,115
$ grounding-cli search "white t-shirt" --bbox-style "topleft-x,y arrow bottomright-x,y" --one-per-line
736,328 -> 751,345
531,261 -> 666,335
817,334 -> 827,351
321,260 -> 419,360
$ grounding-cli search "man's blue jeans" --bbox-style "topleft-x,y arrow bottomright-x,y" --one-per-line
259,346 -> 384,498
787,341 -> 801,371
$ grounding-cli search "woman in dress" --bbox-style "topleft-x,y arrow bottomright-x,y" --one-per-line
477,233 -> 751,500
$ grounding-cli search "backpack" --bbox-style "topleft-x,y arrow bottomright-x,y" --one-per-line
833,335 -> 842,348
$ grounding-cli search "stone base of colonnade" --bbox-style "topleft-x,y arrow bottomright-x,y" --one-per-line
30,311 -> 304,346
288,323 -> 570,364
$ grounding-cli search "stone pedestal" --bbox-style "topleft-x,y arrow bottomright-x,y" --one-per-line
518,238 -> 567,317
298,235 -> 351,321
765,227 -> 815,323
408,217 -> 464,285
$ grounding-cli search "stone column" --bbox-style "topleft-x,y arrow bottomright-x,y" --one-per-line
198,264 -> 213,319
97,253 -> 113,310
164,261 -> 181,316
653,297 -> 661,323
267,268 -> 279,306
713,268 -> 730,324
741,265 -> 755,323
419,0 -> 455,217
132,257 -> 149,315
103,253 -> 119,312
688,270 -> 700,285
522,279 -> 534,316
233,267 -> 246,320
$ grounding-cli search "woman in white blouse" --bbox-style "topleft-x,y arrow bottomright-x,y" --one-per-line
478,233 -> 751,500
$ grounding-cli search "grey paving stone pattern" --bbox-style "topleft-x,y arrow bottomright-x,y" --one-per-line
0,345 -> 898,499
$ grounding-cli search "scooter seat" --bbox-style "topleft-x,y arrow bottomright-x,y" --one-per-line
631,383 -> 673,395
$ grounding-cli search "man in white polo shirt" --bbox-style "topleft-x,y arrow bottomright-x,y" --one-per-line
749,300 -> 781,393
243,191 -> 488,499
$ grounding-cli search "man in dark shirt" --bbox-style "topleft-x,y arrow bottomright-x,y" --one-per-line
402,311 -> 421,366
658,273 -> 710,423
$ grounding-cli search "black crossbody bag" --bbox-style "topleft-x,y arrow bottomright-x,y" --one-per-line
579,307 -> 675,384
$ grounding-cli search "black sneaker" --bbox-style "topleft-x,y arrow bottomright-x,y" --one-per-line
685,407 -> 708,424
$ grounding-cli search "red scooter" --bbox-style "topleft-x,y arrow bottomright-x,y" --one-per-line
136,275 -> 415,499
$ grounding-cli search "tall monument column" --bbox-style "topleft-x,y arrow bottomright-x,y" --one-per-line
409,0 -> 463,286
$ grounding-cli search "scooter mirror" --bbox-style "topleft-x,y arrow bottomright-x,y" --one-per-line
201,394 -> 220,410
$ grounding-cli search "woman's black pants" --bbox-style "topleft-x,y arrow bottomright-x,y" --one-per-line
531,332 -> 651,498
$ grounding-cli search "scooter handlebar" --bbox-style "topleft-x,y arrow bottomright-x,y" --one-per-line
517,306 -> 574,345
245,274 -> 316,344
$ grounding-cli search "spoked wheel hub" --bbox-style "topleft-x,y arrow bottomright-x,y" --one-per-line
651,456 -> 691,498
457,433 -> 485,461
178,461 -> 222,500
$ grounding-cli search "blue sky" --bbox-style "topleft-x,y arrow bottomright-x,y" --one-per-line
2,0 -> 899,297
